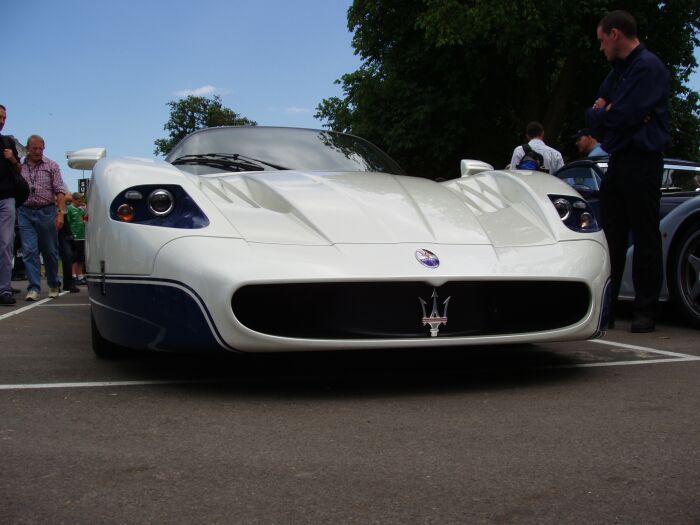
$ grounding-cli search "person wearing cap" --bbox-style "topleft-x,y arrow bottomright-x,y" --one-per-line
572,129 -> 607,158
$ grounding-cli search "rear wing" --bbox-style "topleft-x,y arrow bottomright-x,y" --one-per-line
66,148 -> 106,171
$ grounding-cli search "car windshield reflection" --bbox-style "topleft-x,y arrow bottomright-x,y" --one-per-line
166,126 -> 406,176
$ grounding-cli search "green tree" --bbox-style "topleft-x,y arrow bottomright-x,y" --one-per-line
154,95 -> 256,156
316,0 -> 700,179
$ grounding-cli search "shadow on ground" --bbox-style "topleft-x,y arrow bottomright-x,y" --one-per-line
99,343 -> 588,400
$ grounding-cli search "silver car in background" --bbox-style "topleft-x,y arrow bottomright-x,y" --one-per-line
556,158 -> 700,327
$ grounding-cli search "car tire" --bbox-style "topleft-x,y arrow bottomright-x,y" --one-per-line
91,311 -> 125,359
670,222 -> 700,327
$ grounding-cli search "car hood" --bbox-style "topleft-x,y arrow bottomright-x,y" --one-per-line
192,170 -> 556,247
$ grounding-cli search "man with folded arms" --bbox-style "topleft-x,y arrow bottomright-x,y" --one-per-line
585,10 -> 669,333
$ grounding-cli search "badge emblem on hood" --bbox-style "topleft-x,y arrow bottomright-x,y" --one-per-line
419,289 -> 451,337
415,249 -> 439,268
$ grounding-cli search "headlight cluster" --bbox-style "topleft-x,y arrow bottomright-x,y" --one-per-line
548,194 -> 600,233
110,184 -> 209,229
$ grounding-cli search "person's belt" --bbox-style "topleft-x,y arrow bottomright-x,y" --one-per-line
23,203 -> 54,210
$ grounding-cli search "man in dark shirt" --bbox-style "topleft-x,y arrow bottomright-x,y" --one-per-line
0,104 -> 22,306
585,10 -> 669,332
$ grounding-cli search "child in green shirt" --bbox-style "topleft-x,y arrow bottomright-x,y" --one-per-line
66,192 -> 86,284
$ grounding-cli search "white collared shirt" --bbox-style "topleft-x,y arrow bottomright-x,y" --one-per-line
510,138 -> 564,174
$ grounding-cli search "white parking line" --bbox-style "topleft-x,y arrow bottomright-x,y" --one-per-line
550,356 -> 700,369
0,291 -> 76,320
39,304 -> 90,307
0,379 -> 222,391
544,338 -> 700,369
590,338 -> 698,359
0,297 -> 54,321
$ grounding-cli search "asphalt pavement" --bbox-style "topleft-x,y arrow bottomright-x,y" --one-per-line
1,283 -> 699,524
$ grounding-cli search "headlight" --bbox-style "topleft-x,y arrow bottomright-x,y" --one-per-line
548,194 -> 601,233
552,198 -> 572,221
147,189 -> 175,216
109,184 -> 209,229
579,212 -> 594,230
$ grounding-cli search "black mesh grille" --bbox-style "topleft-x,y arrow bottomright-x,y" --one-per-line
232,281 -> 591,339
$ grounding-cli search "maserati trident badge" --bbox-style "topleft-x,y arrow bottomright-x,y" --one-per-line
419,289 -> 451,337
415,249 -> 440,268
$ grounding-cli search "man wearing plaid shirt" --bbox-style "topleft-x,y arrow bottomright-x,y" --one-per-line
19,135 -> 68,301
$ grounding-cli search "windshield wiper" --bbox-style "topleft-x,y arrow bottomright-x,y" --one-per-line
171,154 -> 262,172
171,153 -> 289,171
229,153 -> 289,171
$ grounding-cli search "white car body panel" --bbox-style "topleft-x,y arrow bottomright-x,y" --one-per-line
81,128 -> 611,354
146,237 -> 608,352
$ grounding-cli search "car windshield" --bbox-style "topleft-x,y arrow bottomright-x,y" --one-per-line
555,164 -> 601,191
661,166 -> 700,192
166,126 -> 405,175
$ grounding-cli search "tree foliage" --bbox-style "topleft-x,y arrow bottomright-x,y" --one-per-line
316,0 -> 700,178
154,95 -> 256,156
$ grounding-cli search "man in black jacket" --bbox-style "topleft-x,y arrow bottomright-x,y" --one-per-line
0,104 -> 22,306
585,11 -> 670,332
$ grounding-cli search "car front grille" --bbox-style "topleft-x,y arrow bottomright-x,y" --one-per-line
232,281 -> 591,339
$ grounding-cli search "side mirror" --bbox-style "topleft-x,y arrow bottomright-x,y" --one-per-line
460,159 -> 494,177
66,148 -> 106,170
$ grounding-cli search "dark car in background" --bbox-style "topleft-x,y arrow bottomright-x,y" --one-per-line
555,158 -> 700,327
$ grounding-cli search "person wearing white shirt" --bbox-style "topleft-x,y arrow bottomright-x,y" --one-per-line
510,121 -> 565,173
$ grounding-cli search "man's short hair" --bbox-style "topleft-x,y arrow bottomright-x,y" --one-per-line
0,104 -> 6,112
599,10 -> 637,38
525,121 -> 544,139
27,134 -> 45,146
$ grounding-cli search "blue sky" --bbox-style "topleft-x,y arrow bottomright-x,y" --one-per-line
4,1 -> 700,192
3,0 -> 361,191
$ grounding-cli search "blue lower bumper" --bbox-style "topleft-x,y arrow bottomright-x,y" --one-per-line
88,277 -> 232,353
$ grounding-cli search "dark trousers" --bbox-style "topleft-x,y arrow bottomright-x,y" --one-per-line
12,219 -> 25,279
58,227 -> 74,291
600,148 -> 663,317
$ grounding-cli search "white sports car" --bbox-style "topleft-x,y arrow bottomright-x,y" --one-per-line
68,127 -> 611,357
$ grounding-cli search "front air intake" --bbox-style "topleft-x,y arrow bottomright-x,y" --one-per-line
232,281 -> 590,339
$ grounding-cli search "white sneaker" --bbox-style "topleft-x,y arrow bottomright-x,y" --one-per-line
25,290 -> 40,301
49,288 -> 60,298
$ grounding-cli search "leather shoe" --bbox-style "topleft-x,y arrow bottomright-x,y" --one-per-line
69,286 -> 80,293
0,293 -> 16,306
631,314 -> 655,333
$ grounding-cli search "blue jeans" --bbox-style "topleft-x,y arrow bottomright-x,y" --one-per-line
0,198 -> 15,294
18,205 -> 60,292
